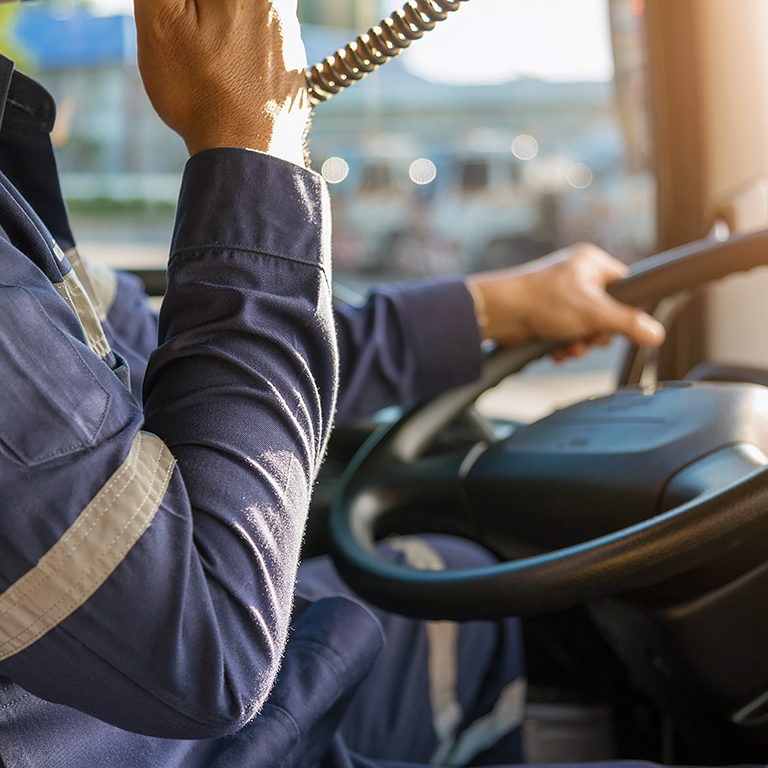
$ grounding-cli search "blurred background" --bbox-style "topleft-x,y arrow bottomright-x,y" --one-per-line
2,0 -> 657,419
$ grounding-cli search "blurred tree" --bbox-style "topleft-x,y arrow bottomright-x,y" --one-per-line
0,4 -> 31,70
298,0 -> 379,29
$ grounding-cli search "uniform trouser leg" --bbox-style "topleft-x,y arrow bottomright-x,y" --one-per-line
297,535 -> 526,766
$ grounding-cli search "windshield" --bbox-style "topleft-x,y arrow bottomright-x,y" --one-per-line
308,0 -> 655,421
10,0 -> 655,421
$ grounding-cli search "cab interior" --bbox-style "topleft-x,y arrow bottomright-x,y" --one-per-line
304,1 -> 768,763
25,0 -> 768,763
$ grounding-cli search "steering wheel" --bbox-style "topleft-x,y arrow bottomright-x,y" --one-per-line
330,227 -> 768,621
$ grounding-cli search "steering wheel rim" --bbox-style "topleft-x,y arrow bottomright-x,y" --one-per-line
330,227 -> 768,621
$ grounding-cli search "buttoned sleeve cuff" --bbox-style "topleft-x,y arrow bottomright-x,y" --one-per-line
171,147 -> 331,270
394,278 -> 483,400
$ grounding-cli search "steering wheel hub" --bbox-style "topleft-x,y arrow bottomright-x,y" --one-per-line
330,227 -> 768,622
464,382 -> 768,558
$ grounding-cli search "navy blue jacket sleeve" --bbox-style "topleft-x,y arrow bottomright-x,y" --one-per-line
101,268 -> 483,424
334,279 -> 483,423
0,148 -> 337,739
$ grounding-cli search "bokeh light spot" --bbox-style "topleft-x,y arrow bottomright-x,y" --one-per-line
567,163 -> 594,189
321,157 -> 350,184
409,158 -> 437,185
511,135 -> 539,161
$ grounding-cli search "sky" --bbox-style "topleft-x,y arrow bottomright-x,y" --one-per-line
399,0 -> 614,85
85,0 -> 614,86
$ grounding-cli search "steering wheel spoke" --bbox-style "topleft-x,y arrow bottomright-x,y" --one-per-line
338,438 -> 476,551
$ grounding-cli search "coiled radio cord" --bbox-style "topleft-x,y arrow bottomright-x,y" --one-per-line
305,0 -> 467,106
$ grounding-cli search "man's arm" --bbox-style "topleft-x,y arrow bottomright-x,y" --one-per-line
0,0 -> 334,740
335,279 -> 483,423
334,244 -> 665,423
0,152 -> 334,740
466,243 -> 665,356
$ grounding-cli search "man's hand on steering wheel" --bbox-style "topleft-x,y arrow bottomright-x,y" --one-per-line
466,243 -> 666,360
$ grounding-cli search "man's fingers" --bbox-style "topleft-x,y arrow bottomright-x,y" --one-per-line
587,331 -> 612,347
578,249 -> 664,348
628,309 -> 666,347
572,243 -> 629,284
551,340 -> 591,362
597,253 -> 630,284
598,297 -> 666,348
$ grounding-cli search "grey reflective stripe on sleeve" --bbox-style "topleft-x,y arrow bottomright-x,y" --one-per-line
0,431 -> 175,662
65,246 -> 101,318
386,537 -> 464,765
69,250 -> 118,324
53,269 -> 112,359
84,261 -> 118,322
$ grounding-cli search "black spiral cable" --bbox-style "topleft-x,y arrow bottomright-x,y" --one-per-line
305,0 -> 467,106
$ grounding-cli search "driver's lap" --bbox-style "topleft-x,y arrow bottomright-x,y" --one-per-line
296,537 -> 764,768
298,535 -> 525,766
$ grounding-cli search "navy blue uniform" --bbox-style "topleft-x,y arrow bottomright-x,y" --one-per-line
0,59 -> 758,768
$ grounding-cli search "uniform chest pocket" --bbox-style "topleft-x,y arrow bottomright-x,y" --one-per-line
0,285 -> 110,466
